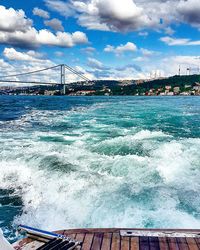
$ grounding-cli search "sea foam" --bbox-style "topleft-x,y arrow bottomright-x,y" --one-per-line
0,96 -> 200,240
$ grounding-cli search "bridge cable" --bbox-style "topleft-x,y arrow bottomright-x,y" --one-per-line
0,64 -> 61,79
64,65 -> 90,82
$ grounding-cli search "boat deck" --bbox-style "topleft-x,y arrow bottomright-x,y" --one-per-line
58,228 -> 200,250
14,228 -> 200,250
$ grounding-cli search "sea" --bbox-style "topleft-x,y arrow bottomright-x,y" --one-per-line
0,95 -> 200,242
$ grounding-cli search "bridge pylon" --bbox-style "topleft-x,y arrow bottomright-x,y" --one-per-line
60,64 -> 66,95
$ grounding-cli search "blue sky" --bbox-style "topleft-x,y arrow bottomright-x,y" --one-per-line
0,0 -> 200,82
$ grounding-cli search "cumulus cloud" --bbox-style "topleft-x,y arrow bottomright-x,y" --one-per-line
3,48 -> 44,62
0,5 -> 32,32
45,0 -> 75,17
104,42 -> 137,55
76,0 -> 151,32
0,5 -> 88,49
160,36 -> 200,46
0,28 -> 88,48
45,0 -> 153,32
33,7 -> 50,19
177,0 -> 200,28
44,18 -> 64,31
44,0 -> 200,33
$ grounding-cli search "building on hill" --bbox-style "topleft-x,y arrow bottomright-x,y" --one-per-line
173,86 -> 180,94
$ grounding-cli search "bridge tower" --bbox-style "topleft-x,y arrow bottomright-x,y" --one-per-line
61,64 -> 66,95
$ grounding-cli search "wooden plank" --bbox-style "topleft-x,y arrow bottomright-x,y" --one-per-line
59,228 -> 200,235
13,228 -> 200,250
149,237 -> 160,250
101,233 -> 112,250
186,238 -> 199,250
158,237 -> 168,250
176,237 -> 189,250
140,237 -> 150,250
90,233 -> 104,250
75,233 -> 85,250
63,231 -> 76,238
130,237 -> 139,250
194,238 -> 200,249
55,230 -> 65,235
166,238 -> 179,250
81,233 -> 94,250
111,233 -> 120,250
76,233 -> 85,241
121,236 -> 130,250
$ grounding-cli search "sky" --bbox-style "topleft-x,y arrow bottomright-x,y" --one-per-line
0,0 -> 200,83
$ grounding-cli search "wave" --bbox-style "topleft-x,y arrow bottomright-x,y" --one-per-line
1,96 -> 200,241
1,128 -> 200,233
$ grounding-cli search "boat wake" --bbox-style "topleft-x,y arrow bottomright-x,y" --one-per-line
0,96 -> 200,241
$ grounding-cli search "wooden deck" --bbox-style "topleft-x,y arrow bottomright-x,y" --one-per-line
58,228 -> 200,250
13,228 -> 200,250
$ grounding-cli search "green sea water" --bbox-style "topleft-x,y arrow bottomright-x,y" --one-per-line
0,96 -> 200,241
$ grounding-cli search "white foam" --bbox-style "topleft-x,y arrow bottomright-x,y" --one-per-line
1,102 -> 200,231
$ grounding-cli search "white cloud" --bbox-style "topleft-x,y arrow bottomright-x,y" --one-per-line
3,48 -> 44,62
87,57 -> 110,70
44,18 -> 64,31
0,5 -> 88,49
71,31 -> 89,45
0,52 -> 58,85
164,27 -> 175,36
0,58 -> 12,69
81,46 -> 96,55
0,28 -> 88,48
160,55 -> 200,75
140,48 -> 156,56
1,47 -> 94,85
104,42 -> 137,55
76,0 -> 151,32
73,65 -> 95,80
45,0 -> 75,17
33,7 -> 50,19
136,54 -> 200,78
177,0 -> 200,28
86,53 -> 200,80
0,5 -> 32,32
160,36 -> 200,46
45,0 -> 153,32
44,0 -> 200,33
170,55 -> 200,66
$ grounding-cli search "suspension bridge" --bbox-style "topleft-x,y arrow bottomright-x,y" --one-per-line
0,64 -> 91,95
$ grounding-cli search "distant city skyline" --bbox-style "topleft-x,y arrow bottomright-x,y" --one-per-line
0,0 -> 200,84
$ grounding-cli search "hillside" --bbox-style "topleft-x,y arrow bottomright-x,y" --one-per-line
1,74 -> 200,96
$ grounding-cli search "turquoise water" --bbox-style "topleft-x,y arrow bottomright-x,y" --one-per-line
0,96 -> 200,241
